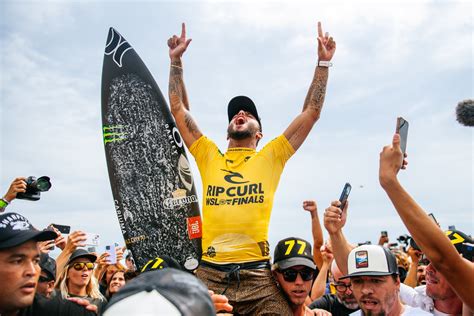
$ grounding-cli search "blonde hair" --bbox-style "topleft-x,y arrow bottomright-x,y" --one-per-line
57,262 -> 105,301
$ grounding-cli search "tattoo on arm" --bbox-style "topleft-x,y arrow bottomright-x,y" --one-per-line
302,66 -> 329,118
169,59 -> 190,111
184,112 -> 199,134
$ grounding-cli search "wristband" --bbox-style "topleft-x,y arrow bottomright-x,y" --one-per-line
318,60 -> 332,67
0,198 -> 9,211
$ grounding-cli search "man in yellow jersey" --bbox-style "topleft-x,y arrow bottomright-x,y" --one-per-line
167,22 -> 336,314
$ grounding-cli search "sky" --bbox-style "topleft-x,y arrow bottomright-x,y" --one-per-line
1,0 -> 472,260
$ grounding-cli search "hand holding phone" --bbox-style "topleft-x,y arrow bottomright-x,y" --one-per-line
338,182 -> 351,211
50,224 -> 71,234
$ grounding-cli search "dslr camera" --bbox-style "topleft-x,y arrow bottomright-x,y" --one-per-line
16,176 -> 52,201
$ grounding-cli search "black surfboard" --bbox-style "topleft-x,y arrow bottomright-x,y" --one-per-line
101,27 -> 202,271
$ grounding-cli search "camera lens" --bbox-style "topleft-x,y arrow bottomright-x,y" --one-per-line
35,176 -> 51,192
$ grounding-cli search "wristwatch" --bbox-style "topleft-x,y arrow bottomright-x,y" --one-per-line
318,60 -> 333,67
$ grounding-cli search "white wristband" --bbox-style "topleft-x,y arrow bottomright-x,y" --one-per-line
318,60 -> 332,67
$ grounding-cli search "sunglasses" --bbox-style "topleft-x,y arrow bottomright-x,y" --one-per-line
71,262 -> 95,271
279,268 -> 315,282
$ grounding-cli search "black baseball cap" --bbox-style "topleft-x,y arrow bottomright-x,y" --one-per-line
445,229 -> 474,261
102,268 -> 215,315
141,255 -> 183,273
39,253 -> 56,281
0,212 -> 57,250
227,96 -> 262,131
273,237 -> 316,270
341,245 -> 398,279
66,249 -> 97,265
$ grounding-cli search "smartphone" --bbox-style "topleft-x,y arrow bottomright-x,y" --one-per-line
396,117 -> 409,157
338,182 -> 352,210
381,231 -> 388,237
428,213 -> 439,226
105,245 -> 117,264
84,233 -> 100,246
50,224 -> 71,234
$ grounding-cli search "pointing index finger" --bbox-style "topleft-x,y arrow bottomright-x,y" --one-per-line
181,22 -> 186,39
317,21 -> 323,38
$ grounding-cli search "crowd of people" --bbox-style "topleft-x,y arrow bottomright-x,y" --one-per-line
1,21 -> 472,316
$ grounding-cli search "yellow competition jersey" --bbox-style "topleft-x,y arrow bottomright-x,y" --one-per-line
189,135 -> 295,264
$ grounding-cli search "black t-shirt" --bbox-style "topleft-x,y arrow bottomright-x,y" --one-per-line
18,294 -> 97,316
309,293 -> 359,316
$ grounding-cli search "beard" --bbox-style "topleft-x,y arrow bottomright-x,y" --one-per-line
227,125 -> 255,140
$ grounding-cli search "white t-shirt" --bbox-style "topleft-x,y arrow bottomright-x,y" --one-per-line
350,305 -> 431,315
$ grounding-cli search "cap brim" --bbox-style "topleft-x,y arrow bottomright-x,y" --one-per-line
339,271 -> 395,280
277,257 -> 316,270
0,230 -> 57,250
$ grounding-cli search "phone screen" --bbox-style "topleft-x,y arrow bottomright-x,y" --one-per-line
396,117 -> 409,155
339,182 -> 352,210
51,224 -> 71,234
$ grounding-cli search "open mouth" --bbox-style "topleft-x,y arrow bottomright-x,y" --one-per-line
20,282 -> 36,294
235,116 -> 245,125
291,289 -> 307,298
361,298 -> 379,309
425,275 -> 438,285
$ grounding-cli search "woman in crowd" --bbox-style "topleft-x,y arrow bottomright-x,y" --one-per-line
56,249 -> 107,312
106,270 -> 126,299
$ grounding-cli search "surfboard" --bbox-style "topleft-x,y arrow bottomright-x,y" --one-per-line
101,27 -> 202,271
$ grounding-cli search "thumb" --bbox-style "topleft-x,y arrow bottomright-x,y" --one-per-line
392,133 -> 401,150
185,38 -> 192,48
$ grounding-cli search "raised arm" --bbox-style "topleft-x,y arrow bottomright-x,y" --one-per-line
379,133 -> 474,310
302,200 -> 324,269
168,23 -> 202,148
283,21 -> 336,151
323,200 -> 354,275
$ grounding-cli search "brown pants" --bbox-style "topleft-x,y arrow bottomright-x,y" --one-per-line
196,264 -> 292,315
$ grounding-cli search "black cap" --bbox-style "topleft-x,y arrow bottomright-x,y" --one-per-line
227,96 -> 262,131
67,249 -> 97,265
0,212 -> 57,250
445,229 -> 474,261
141,255 -> 183,273
273,237 -> 316,270
40,253 -> 56,281
102,268 -> 216,315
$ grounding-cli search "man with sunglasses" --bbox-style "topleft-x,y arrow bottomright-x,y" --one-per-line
37,253 -> 57,299
309,261 -> 359,315
272,237 -> 331,316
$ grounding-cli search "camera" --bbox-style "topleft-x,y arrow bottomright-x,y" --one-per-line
16,176 -> 52,201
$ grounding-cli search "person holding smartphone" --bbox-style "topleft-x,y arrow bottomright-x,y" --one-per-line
379,133 -> 474,312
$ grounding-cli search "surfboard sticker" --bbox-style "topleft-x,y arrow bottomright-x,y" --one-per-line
101,27 -> 202,271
